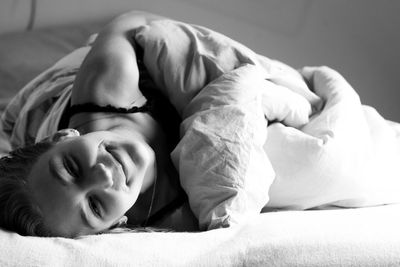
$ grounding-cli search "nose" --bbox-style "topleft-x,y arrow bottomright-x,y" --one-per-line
88,162 -> 114,189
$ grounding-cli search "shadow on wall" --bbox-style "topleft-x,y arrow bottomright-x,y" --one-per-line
1,0 -> 399,121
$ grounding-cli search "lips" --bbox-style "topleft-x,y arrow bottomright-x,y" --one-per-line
105,146 -> 129,186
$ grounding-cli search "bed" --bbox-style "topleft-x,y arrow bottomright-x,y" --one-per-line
1,15 -> 400,267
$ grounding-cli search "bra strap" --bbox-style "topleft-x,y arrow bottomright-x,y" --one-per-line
67,100 -> 151,118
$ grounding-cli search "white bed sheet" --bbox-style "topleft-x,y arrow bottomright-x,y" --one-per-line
0,204 -> 399,266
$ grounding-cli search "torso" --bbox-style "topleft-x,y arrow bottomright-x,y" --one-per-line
1,41 -> 199,231
63,54 -> 199,231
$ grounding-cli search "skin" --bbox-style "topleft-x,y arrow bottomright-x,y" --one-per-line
24,10 -> 320,237
26,11 -> 173,237
28,128 -> 157,237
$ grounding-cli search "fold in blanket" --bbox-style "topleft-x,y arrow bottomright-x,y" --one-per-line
134,19 -> 400,230
1,19 -> 400,232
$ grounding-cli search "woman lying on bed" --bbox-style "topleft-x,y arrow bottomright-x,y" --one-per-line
0,11 -> 204,237
1,10 -> 400,238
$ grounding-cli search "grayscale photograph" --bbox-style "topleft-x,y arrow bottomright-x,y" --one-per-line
0,0 -> 399,266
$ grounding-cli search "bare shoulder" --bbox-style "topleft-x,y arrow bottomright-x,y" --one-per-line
70,11 -> 167,108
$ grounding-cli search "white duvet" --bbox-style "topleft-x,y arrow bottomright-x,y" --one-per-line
134,19 -> 400,230
2,18 -> 400,234
1,18 -> 400,267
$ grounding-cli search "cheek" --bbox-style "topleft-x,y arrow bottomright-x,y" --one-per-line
106,192 -> 137,219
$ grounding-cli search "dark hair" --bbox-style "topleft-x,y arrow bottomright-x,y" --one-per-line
0,141 -> 55,236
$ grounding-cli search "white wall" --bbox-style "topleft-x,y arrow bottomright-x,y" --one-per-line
1,0 -> 399,120
0,0 -> 31,33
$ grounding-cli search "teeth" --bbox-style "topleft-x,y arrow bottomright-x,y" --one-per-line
106,147 -> 128,185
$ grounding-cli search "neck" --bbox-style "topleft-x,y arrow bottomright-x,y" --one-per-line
125,154 -> 180,226
69,111 -> 157,143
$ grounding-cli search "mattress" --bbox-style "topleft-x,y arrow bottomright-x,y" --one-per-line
1,22 -> 400,267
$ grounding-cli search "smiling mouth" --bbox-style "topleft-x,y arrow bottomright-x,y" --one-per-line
105,147 -> 129,185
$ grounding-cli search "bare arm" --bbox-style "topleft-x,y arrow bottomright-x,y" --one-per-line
71,11 -> 166,107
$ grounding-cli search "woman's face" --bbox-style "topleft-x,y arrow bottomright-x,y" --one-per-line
28,130 -> 156,237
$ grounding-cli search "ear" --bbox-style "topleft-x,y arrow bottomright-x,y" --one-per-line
112,216 -> 128,228
43,129 -> 80,143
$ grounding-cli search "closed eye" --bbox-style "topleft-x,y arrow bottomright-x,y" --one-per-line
88,196 -> 102,218
63,156 -> 80,178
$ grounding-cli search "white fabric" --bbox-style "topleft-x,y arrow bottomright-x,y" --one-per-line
171,64 -> 317,229
134,19 -> 321,116
0,47 -> 89,150
265,71 -> 400,209
135,19 -> 400,230
1,204 -> 400,266
172,61 -> 400,229
2,18 -> 400,233
171,65 -> 272,229
135,19 -> 323,230
1,18 -> 400,267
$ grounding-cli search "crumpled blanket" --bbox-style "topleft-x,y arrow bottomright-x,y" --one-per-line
2,19 -> 400,232
0,47 -> 89,151
134,19 -> 400,230
134,20 -> 321,116
264,68 -> 400,210
172,65 -> 273,230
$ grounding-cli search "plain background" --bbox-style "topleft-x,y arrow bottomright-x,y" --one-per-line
1,0 -> 399,121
